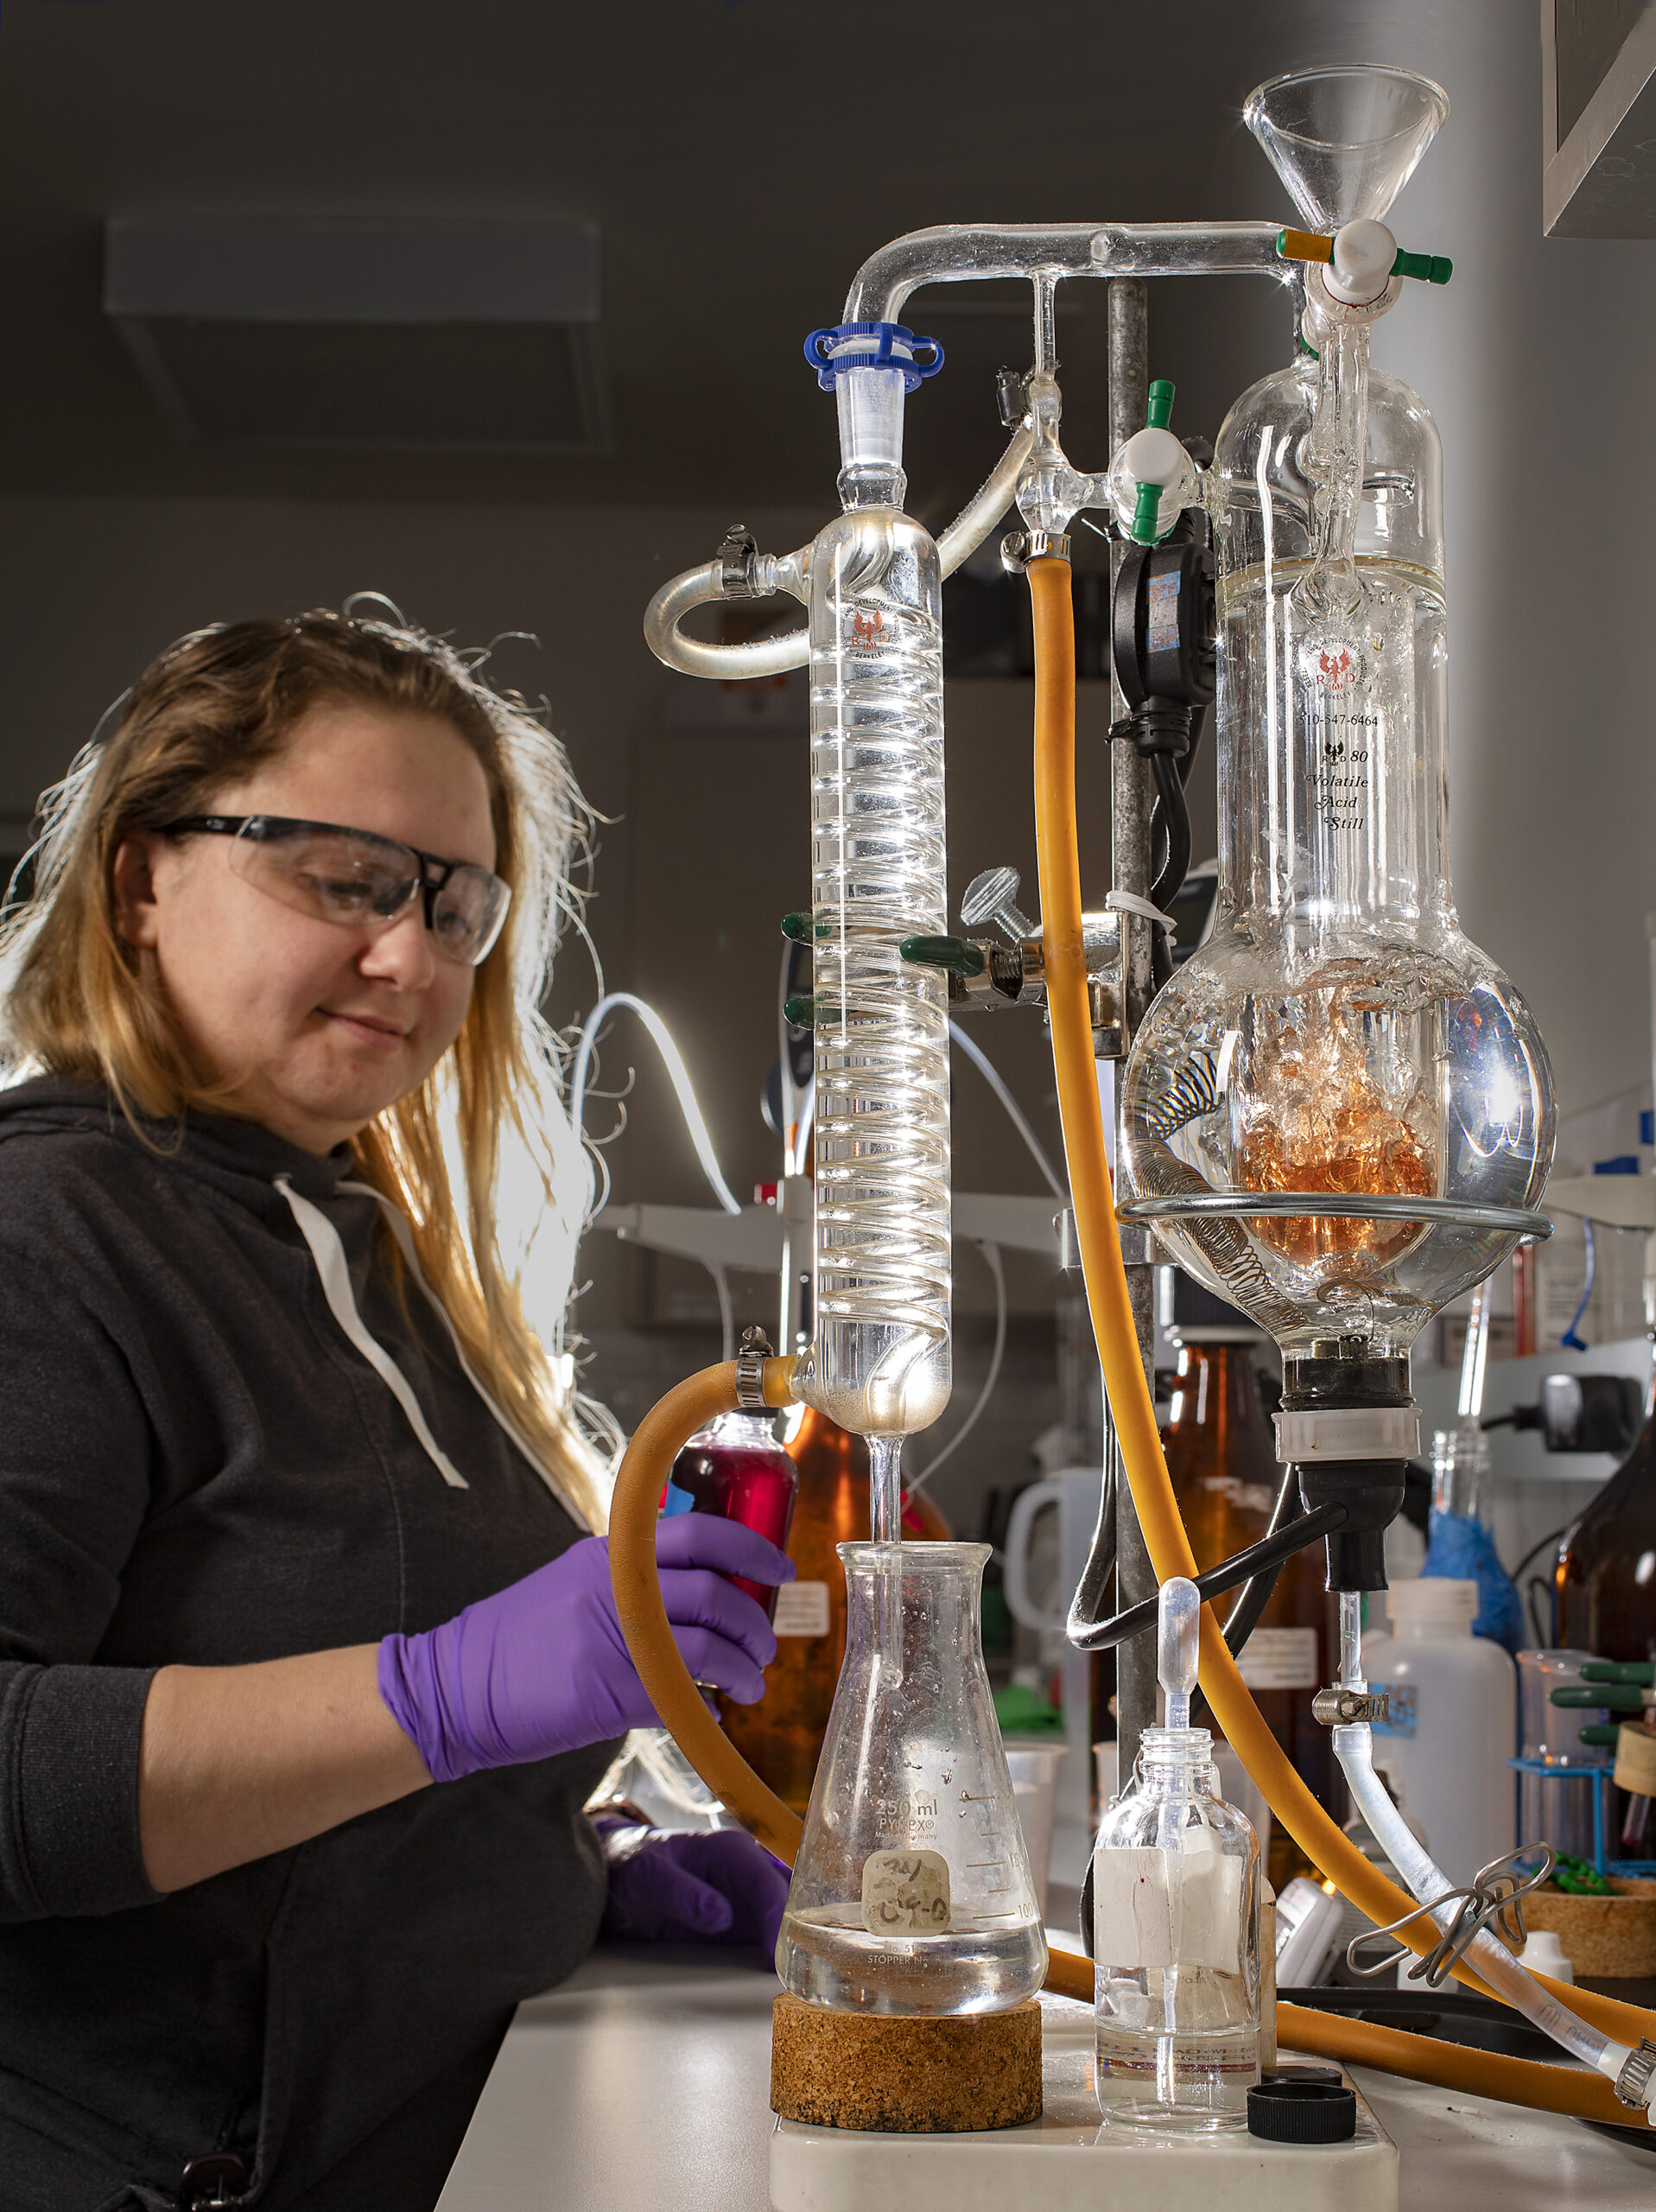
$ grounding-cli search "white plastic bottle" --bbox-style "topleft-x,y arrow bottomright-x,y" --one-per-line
1361,1578 -> 1516,1885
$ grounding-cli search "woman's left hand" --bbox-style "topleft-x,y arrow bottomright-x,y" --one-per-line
595,1818 -> 789,1961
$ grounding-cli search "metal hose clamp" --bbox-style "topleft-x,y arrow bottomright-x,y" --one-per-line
1615,2037 -> 1656,2111
735,1325 -> 774,1410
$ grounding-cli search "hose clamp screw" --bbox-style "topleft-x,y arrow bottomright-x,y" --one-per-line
735,1325 -> 774,1410
999,529 -> 1028,574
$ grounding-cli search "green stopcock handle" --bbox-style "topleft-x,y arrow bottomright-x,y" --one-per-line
1392,248 -> 1452,286
1552,1683 -> 1646,1710
1130,480 -> 1164,545
898,933 -> 986,977
1145,378 -> 1175,429
782,993 -> 815,1027
1581,1660 -> 1655,1686
1577,1725 -> 1623,1747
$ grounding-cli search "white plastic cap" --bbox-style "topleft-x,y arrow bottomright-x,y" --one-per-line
1327,218 -> 1396,305
1121,424 -> 1188,488
1386,1577 -> 1477,1629
1517,1928 -> 1574,1984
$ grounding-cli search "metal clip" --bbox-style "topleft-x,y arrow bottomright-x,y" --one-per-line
1312,1686 -> 1391,1726
735,1324 -> 774,1410
715,523 -> 758,596
1615,2037 -> 1656,2112
1345,1847 -> 1554,1991
177,2154 -> 251,2210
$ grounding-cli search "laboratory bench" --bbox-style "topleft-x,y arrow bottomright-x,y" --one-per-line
435,1941 -> 1656,2210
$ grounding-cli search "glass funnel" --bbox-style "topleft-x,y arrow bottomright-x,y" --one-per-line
776,1541 -> 1048,2014
1120,346 -> 1554,1361
1244,64 -> 1449,229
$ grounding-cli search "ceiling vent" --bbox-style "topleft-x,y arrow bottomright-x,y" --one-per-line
104,216 -> 608,452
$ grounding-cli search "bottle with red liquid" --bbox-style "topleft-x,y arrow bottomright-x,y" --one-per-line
663,1409 -> 799,1619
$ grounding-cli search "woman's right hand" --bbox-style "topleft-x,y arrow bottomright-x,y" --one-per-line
376,1515 -> 794,1783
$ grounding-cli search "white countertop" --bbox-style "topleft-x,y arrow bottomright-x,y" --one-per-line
435,1945 -> 1656,2210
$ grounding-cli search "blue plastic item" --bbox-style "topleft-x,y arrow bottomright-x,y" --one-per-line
803,320 -> 945,392
1421,1510 -> 1526,1653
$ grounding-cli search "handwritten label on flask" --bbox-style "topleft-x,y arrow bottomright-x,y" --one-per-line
861,1848 -> 951,1936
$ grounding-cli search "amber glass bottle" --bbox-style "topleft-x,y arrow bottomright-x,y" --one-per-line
1164,1334 -> 1335,1888
719,1407 -> 949,1815
1555,1372 -> 1656,1665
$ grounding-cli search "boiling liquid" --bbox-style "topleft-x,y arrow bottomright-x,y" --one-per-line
779,1903 -> 1046,2015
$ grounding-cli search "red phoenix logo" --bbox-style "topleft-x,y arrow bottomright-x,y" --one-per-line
1317,647 -> 1354,689
851,608 -> 885,645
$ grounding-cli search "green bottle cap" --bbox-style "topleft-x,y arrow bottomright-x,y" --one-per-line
1146,378 -> 1176,429
898,933 -> 985,977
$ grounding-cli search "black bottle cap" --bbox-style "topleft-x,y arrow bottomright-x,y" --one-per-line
1247,2075 -> 1358,2143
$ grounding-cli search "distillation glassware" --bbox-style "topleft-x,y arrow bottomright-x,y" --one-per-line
798,327 -> 953,1488
777,1541 -> 1048,2013
1093,1578 -> 1262,2128
1120,67 -> 1555,1379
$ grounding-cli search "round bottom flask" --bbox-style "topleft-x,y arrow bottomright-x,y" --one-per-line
1092,1724 -> 1262,2130
776,1541 -> 1047,2015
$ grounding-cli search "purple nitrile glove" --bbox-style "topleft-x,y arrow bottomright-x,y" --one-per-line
595,1818 -> 790,1961
377,1514 -> 795,1783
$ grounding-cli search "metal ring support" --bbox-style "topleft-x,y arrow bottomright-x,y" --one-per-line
1118,1191 -> 1553,1238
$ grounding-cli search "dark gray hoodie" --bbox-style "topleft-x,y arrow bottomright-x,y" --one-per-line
0,1078 -> 613,2209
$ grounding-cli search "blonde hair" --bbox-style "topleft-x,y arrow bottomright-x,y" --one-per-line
0,603 -> 613,1530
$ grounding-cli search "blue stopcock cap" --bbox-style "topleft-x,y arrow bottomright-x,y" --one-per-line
803,321 -> 945,393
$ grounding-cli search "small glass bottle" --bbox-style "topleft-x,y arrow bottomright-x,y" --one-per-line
663,1409 -> 798,1620
1093,1579 -> 1261,2131
719,1406 -> 948,1812
1161,1319 -> 1334,1888
1555,1363 -> 1656,1666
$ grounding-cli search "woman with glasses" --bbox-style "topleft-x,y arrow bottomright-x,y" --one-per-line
0,609 -> 790,2211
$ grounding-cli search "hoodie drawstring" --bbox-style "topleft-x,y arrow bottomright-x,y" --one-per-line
275,1173 -> 585,1526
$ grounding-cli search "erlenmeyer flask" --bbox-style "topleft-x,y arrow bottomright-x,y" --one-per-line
1244,64 -> 1448,228
776,1541 -> 1048,2014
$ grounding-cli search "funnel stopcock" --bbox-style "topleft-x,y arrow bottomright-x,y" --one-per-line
1245,65 -> 1448,230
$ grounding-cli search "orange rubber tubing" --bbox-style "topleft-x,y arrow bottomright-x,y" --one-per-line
1025,550 -> 1655,2082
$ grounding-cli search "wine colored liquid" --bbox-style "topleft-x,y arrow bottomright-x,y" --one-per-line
664,1418 -> 798,1620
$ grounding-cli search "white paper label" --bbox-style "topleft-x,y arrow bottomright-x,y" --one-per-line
862,1848 -> 951,1935
771,1579 -> 829,1637
1092,1840 -> 1242,1972
1235,1625 -> 1319,1690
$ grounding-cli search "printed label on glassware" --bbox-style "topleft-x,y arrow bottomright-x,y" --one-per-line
1369,1681 -> 1415,1738
861,1848 -> 950,1935
1092,1840 -> 1242,1972
771,1580 -> 829,1637
1234,1626 -> 1319,1690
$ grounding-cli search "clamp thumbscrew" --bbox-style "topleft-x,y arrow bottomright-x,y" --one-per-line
961,866 -> 1037,944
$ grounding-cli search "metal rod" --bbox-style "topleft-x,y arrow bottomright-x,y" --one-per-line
1107,273 -> 1158,1788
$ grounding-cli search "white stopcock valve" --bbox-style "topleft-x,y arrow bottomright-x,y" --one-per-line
1106,378 -> 1201,544
1326,218 -> 1397,304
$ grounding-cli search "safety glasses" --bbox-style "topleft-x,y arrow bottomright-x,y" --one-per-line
161,814 -> 511,967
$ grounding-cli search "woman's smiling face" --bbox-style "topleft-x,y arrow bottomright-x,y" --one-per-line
112,697 -> 498,1154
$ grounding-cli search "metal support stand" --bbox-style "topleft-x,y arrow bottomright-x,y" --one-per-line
1107,276 -> 1158,1786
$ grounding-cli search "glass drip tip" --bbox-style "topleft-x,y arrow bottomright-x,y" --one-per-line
1158,1575 -> 1202,1733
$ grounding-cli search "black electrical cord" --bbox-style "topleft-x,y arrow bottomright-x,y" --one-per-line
1149,748 -> 1190,912
1219,1458 -> 1300,1656
1067,1500 -> 1348,1652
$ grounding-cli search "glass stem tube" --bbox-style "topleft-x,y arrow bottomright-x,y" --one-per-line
868,1434 -> 905,1686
